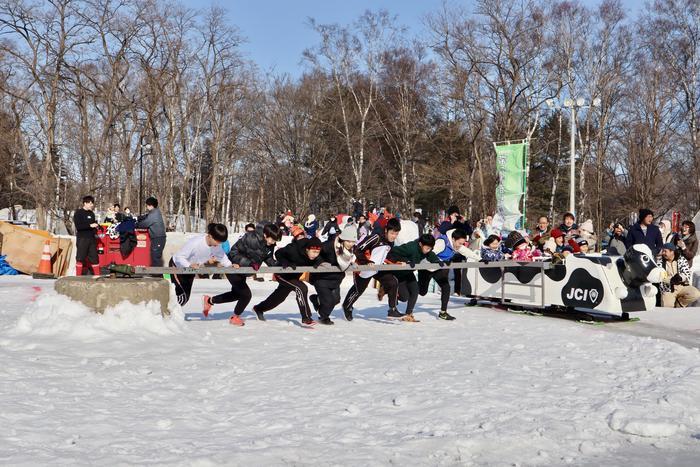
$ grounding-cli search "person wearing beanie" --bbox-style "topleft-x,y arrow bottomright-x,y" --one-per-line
575,237 -> 590,254
290,224 -> 305,241
578,219 -> 597,251
304,214 -> 319,238
625,208 -> 663,256
342,217 -> 402,321
543,228 -> 566,255
252,237 -> 323,326
308,225 -> 358,325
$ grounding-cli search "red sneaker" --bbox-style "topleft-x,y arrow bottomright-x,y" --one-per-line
202,295 -> 213,318
229,314 -> 245,326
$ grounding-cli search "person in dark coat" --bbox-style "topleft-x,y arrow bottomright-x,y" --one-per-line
438,205 -> 473,236
321,214 -> 340,241
678,220 -> 698,267
252,237 -> 323,326
558,212 -> 579,239
203,224 -> 281,326
386,234 -> 441,321
136,197 -> 167,267
309,226 -> 357,325
625,208 -> 663,256
73,195 -> 100,276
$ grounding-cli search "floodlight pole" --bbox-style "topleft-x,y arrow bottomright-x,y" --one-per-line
569,104 -> 576,215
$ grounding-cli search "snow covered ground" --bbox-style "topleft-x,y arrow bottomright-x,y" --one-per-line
0,275 -> 699,466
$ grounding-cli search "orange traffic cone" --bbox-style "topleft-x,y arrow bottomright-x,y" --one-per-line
32,240 -> 55,279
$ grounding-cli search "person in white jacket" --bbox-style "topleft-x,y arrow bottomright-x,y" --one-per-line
170,223 -> 232,310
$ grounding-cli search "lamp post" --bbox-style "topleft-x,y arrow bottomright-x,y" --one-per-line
139,135 -> 152,214
546,97 -> 600,216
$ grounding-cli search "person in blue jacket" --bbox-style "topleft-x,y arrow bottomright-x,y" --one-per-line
625,208 -> 663,256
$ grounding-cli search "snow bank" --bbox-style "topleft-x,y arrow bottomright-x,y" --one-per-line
8,290 -> 185,342
1,277 -> 699,465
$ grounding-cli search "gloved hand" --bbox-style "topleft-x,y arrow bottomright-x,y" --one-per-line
279,261 -> 293,270
445,260 -> 452,266
408,260 -> 416,268
251,263 -> 261,271
438,260 -> 445,267
670,273 -> 684,286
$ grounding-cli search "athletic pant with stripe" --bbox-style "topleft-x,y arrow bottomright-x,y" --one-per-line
170,259 -> 195,306
210,274 -> 252,315
254,275 -> 312,320
342,271 -> 398,311
418,269 -> 450,312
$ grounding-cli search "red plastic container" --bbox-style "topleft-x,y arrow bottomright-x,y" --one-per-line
96,227 -> 152,268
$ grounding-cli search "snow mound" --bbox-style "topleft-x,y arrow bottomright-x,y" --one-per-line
9,291 -> 185,341
608,409 -> 683,437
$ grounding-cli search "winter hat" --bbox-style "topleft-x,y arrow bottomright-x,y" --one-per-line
291,225 -> 304,237
639,208 -> 653,221
305,237 -> 322,250
576,238 -> 589,246
662,242 -> 677,251
307,214 -> 316,223
659,220 -> 671,232
579,219 -> 594,233
339,225 -> 358,242
505,230 -> 525,250
550,228 -> 564,238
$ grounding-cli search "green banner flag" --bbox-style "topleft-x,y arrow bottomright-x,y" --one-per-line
494,141 -> 528,231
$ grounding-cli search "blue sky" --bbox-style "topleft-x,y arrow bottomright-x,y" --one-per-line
182,0 -> 643,77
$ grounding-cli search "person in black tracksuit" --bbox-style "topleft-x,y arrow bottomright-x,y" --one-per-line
203,224 -> 281,326
386,234 -> 442,322
309,226 -> 357,325
73,195 -> 101,276
342,218 -> 403,320
253,237 -> 323,326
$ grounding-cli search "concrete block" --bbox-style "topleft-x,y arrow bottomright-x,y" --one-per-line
54,276 -> 171,316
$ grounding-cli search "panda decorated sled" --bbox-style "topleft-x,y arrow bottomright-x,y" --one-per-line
459,243 -> 666,320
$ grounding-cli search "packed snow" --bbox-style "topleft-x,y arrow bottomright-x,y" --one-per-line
1,275 -> 699,466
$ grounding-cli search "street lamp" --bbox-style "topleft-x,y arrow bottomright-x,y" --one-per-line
139,135 -> 152,214
546,96 -> 601,215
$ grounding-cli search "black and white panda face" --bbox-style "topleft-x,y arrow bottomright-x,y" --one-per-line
621,244 -> 665,287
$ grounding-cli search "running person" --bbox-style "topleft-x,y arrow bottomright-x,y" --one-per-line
203,223 -> 282,326
342,218 -> 402,320
418,228 -> 478,320
309,225 -> 357,325
252,237 -> 323,326
170,223 -> 231,309
386,234 -> 441,322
